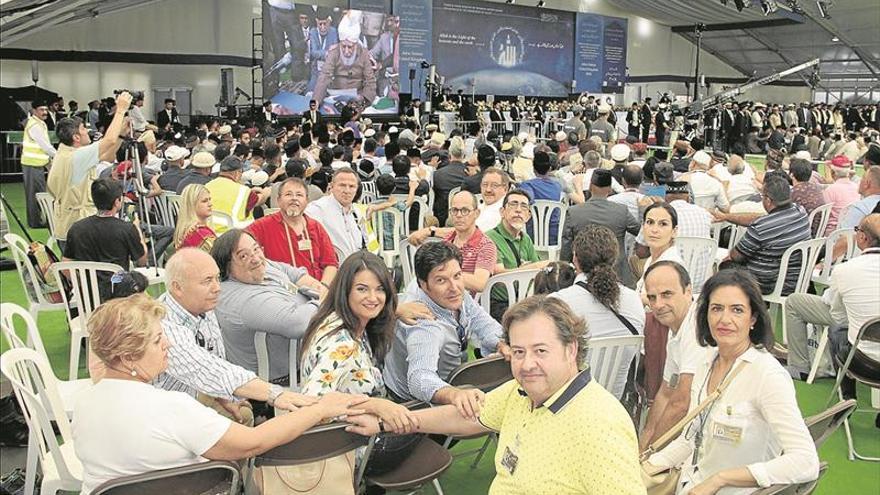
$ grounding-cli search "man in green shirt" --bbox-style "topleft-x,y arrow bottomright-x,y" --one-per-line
486,188 -> 548,320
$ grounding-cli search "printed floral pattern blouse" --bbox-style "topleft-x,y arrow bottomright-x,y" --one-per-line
300,312 -> 386,398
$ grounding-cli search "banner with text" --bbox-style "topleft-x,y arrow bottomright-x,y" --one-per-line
394,0 -> 433,98
432,0 -> 575,97
574,13 -> 628,93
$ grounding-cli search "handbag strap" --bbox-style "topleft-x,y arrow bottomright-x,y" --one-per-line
640,360 -> 747,462
575,281 -> 639,336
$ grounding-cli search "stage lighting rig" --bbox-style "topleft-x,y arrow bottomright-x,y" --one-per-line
816,0 -> 831,18
759,0 -> 778,15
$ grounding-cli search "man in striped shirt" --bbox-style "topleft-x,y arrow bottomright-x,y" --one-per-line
727,176 -> 811,295
156,248 -> 318,421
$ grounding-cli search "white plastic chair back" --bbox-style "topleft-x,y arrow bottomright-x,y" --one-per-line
154,192 -> 176,228
480,269 -> 540,317
361,181 -> 378,204
1,303 -> 49,362
766,238 -> 826,300
0,348 -> 83,492
586,335 -> 644,394
447,186 -> 462,211
35,192 -> 58,240
254,332 -> 300,391
165,193 -> 183,223
399,238 -> 444,289
808,203 -> 834,238
675,237 -> 717,293
371,208 -> 403,268
813,229 -> 859,286
530,200 -> 567,261
391,195 -> 429,236
3,233 -> 66,314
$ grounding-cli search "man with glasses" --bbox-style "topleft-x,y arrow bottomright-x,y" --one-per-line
442,190 -> 497,294
211,229 -> 327,385
311,12 -> 376,108
476,167 -> 510,232
383,241 -> 506,414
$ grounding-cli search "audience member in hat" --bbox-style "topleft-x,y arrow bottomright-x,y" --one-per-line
562,169 -> 640,288
21,98 -> 55,228
679,150 -> 729,213
175,151 -> 215,194
158,145 -> 190,191
822,155 -> 860,235
205,156 -> 270,233
589,104 -> 616,144
609,143 -> 631,184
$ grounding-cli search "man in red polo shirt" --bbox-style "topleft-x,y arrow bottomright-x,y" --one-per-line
445,190 -> 496,293
247,177 -> 339,285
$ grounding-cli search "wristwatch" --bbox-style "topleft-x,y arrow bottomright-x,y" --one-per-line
267,384 -> 284,407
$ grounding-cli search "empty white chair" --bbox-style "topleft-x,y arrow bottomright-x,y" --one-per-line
35,192 -> 58,242
50,261 -> 123,380
811,229 -> 859,287
530,200 -> 567,261
808,203 -> 834,238
586,335 -> 644,397
764,238 -> 826,345
3,233 -> 67,323
480,269 -> 540,318
675,236 -> 717,294
1,348 -> 83,494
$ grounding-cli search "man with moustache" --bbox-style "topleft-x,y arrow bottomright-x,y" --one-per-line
247,177 -> 339,285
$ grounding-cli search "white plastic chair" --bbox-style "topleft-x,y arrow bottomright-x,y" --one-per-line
811,229 -> 859,287
361,180 -> 378,204
154,192 -> 177,228
391,195 -> 429,237
712,222 -> 748,261
675,237 -> 717,294
35,192 -> 58,242
0,348 -> 83,494
371,208 -> 403,269
530,200 -> 567,261
586,335 -> 644,396
808,203 -> 834,238
479,269 -> 540,318
3,233 -> 67,323
254,332 -> 300,394
165,192 -> 183,222
764,238 -> 826,345
50,260 -> 123,380
1,304 -> 91,495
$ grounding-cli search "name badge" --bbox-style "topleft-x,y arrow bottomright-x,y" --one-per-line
712,422 -> 744,444
500,446 -> 519,475
298,239 -> 312,251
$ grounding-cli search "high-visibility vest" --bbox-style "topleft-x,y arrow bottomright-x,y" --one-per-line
21,116 -> 51,167
205,176 -> 253,233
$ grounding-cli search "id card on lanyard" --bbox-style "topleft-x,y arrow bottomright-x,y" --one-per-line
284,221 -> 315,269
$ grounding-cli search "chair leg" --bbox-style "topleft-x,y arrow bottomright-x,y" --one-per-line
780,300 -> 788,345
69,334 -> 81,381
24,430 -> 37,495
470,434 -> 494,469
806,326 -> 829,384
431,478 -> 445,495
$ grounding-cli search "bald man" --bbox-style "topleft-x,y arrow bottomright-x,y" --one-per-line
784,214 -> 880,386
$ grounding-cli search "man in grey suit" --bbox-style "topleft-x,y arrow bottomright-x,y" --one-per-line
560,169 -> 641,288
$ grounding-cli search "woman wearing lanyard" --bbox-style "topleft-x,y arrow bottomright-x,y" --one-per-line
643,269 -> 819,494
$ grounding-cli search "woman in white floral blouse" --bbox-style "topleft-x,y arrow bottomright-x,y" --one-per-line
300,251 -> 421,477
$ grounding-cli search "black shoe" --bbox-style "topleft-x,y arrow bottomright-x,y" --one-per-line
875,413 -> 880,430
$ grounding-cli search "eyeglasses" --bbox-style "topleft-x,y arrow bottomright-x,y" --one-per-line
505,201 -> 531,211
481,182 -> 505,190
449,207 -> 475,217
235,244 -> 264,263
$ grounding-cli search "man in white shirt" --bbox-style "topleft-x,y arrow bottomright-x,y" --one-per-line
681,150 -> 730,213
640,260 -> 705,450
785,214 -> 880,387
476,167 -> 508,232
128,94 -> 148,133
305,167 -> 366,261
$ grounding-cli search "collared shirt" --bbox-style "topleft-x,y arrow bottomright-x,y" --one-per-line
649,347 -> 819,494
478,370 -> 644,494
734,204 -> 811,295
486,223 -> 539,306
664,303 -> 706,384
444,228 -> 497,279
215,260 -> 319,380
476,200 -> 503,232
247,212 -> 338,280
305,194 -> 366,261
609,188 -> 645,258
826,248 -> 880,361
791,181 -> 827,235
551,274 -> 645,398
683,170 -> 730,212
156,293 -> 256,400
822,178 -> 859,235
382,287 -> 503,402
839,194 -> 880,231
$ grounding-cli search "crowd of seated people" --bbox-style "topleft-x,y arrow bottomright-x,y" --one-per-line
14,90 -> 880,495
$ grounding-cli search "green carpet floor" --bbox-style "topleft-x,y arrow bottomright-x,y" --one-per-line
1,181 -> 877,494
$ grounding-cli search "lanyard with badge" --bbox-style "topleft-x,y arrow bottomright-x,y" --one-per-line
283,220 -> 315,269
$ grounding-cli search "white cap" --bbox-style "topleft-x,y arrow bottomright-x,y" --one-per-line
555,130 -> 567,142
164,145 -> 190,162
692,150 -> 712,167
364,128 -> 376,138
598,104 -> 611,114
794,150 -> 812,160
241,169 -> 255,184
517,131 -> 529,142
337,12 -> 362,43
388,125 -> 399,133
610,143 -> 630,162
250,170 -> 270,186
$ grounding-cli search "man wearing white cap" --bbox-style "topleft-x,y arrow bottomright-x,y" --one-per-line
680,150 -> 729,213
312,11 -> 377,107
158,146 -> 190,192
589,104 -> 616,145
175,151 -> 215,194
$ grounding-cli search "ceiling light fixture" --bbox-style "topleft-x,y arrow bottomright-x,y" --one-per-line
816,0 -> 831,18
831,36 -> 839,42
759,0 -> 778,15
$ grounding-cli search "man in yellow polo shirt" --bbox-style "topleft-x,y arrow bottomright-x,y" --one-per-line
347,295 -> 644,494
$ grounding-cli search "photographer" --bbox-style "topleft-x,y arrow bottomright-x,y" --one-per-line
47,90 -> 132,249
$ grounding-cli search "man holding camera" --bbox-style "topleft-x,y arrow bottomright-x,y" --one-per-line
47,91 -> 132,249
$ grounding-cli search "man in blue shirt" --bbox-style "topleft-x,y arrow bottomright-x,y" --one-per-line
383,241 -> 506,418
519,150 -> 563,244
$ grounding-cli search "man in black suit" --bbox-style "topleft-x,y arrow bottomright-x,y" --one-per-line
260,101 -> 277,126
302,99 -> 323,127
639,97 -> 652,143
625,102 -> 641,139
736,104 -> 751,150
156,98 -> 179,130
654,103 -> 669,146
797,102 -> 813,130
404,98 -> 422,129
489,102 -> 503,124
721,102 -> 737,152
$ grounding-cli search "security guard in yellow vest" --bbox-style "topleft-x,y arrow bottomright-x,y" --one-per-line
205,155 -> 270,233
21,100 -> 56,228
47,92 -> 131,246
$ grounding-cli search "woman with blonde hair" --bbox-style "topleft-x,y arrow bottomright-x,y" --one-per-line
173,183 -> 216,251
72,294 -> 367,494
